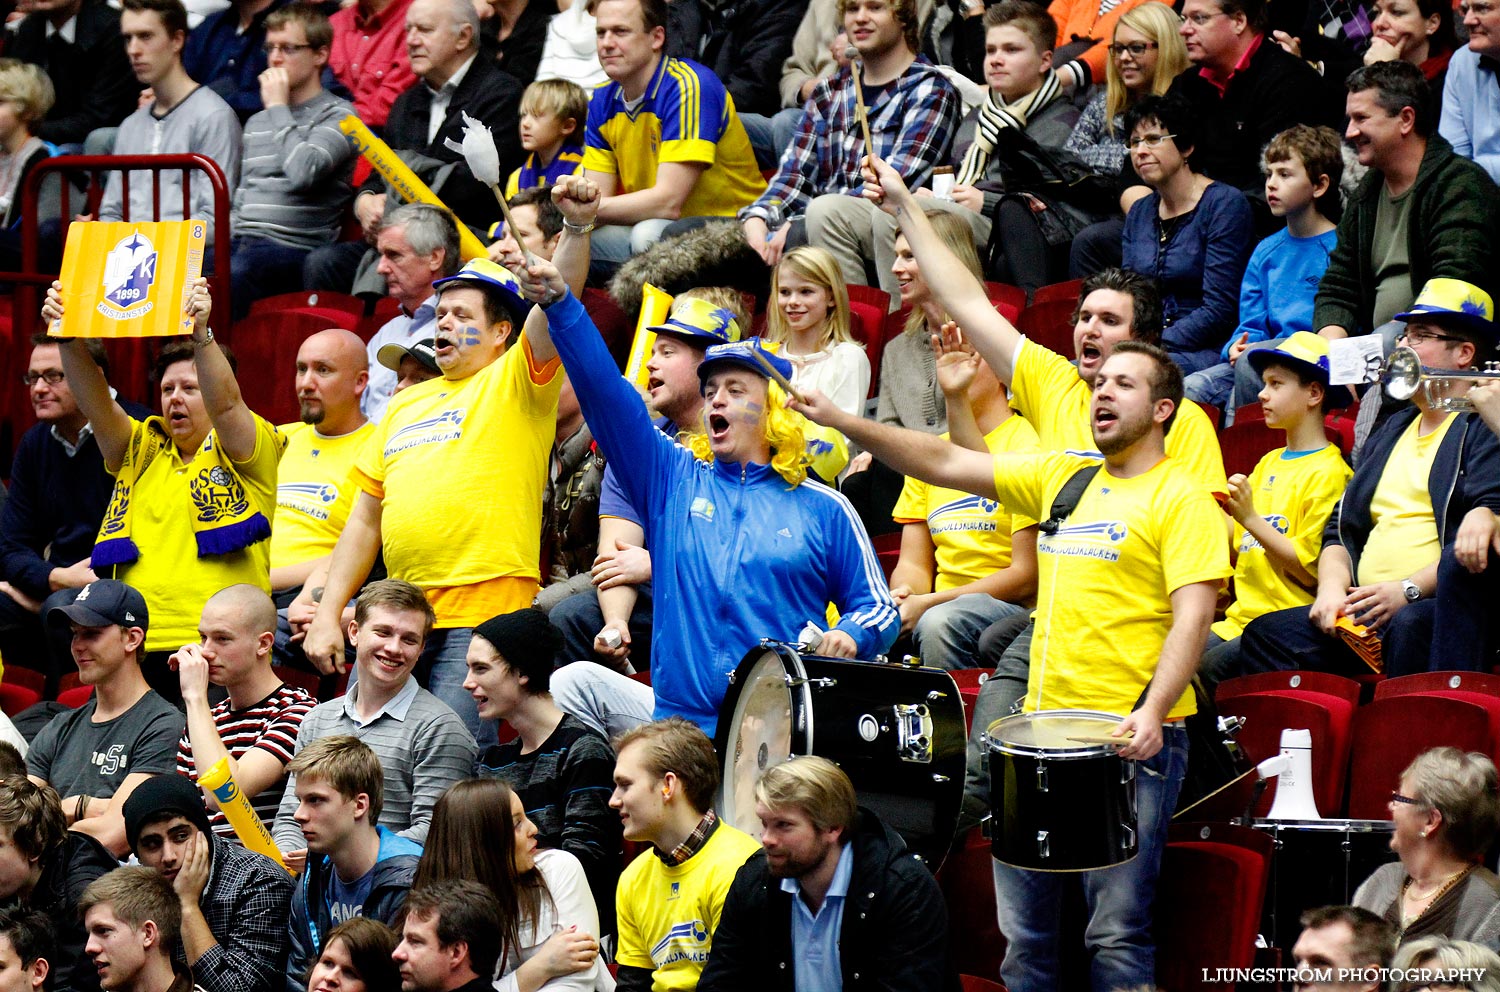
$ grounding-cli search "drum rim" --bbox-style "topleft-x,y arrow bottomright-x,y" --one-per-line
985,708 -> 1128,758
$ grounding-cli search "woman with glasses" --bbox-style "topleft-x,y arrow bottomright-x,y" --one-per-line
1353,748 -> 1500,949
1064,2 -> 1187,276
1119,92 -> 1253,374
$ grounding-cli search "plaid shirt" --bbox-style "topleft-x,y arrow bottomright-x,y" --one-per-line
741,57 -> 960,223
656,809 -> 721,867
183,836 -> 294,992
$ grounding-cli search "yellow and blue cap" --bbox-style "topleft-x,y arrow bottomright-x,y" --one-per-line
431,258 -> 528,321
1247,330 -> 1352,407
649,297 -> 743,349
1394,278 -> 1496,339
697,339 -> 794,388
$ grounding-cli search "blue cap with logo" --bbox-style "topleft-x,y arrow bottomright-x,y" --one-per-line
649,297 -> 743,349
47,579 -> 149,632
697,339 -> 795,389
431,258 -> 528,322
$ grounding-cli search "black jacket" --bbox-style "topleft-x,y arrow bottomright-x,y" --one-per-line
666,0 -> 803,117
8,0 -> 139,145
1165,38 -> 1338,197
1325,407 -> 1500,579
359,55 -> 524,231
697,809 -> 959,992
8,832 -> 119,992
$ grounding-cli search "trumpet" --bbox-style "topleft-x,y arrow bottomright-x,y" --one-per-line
1381,345 -> 1500,411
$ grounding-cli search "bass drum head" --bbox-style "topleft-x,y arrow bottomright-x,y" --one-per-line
716,647 -> 803,839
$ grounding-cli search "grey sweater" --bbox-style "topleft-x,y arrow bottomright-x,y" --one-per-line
271,682 -> 477,852
1353,861 -> 1500,950
231,89 -> 356,249
99,84 -> 241,242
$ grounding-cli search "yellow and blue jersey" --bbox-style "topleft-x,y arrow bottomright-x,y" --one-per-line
582,56 -> 765,218
501,142 -> 585,201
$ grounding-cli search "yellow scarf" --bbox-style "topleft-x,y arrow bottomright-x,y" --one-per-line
94,417 -> 280,566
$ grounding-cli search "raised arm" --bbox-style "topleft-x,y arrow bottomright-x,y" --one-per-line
185,279 -> 259,462
42,282 -> 133,470
505,176 -> 601,366
863,156 -> 1024,383
788,387 -> 999,499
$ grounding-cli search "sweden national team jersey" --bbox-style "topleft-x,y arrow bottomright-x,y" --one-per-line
582,56 -> 765,218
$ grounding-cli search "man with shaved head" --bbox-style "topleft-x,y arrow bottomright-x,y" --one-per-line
274,329 -> 374,671
174,584 -> 317,839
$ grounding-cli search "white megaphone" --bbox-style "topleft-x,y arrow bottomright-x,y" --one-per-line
1266,727 -> 1322,820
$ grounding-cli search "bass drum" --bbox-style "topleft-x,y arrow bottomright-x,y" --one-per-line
714,643 -> 965,868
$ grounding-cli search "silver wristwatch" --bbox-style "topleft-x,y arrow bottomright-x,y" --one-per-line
1401,579 -> 1421,603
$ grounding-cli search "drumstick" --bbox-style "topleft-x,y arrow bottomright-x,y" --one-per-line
489,186 -> 535,267
845,46 -> 876,161
1067,734 -> 1135,746
750,347 -> 808,405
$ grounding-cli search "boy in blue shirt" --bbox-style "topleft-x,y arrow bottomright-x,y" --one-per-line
501,78 -> 587,200
1184,125 -> 1344,419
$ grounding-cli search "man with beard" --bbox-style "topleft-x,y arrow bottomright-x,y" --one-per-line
697,757 -> 954,992
792,151 -> 1230,992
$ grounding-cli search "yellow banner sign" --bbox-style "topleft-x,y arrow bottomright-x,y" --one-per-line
51,220 -> 204,338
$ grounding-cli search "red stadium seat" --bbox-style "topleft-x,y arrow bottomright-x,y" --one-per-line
2,666 -> 45,697
984,281 -> 1026,319
949,668 -> 991,732
938,828 -> 1005,981
249,291 -> 364,330
1234,402 -> 1266,424
960,977 -> 1006,992
1213,689 -> 1354,817
358,296 -> 403,343
0,683 -> 38,717
228,311 -> 344,425
1219,418 -> 1282,479
1031,278 -> 1083,308
1346,695 -> 1492,818
1324,401 -> 1359,457
1216,670 -> 1362,709
847,299 -> 886,399
1372,671 -> 1500,753
57,685 -> 93,709
873,531 -> 902,582
845,284 -> 892,315
1016,300 -> 1076,359
1156,822 -> 1273,992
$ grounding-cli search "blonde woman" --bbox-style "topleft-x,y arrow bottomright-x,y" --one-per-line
763,246 -> 872,419
0,59 -> 52,228
1065,2 -> 1188,178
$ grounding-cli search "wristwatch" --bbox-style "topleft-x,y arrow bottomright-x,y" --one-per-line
1401,579 -> 1422,603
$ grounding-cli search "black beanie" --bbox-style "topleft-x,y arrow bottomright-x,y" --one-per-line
472,608 -> 562,684
122,773 -> 215,854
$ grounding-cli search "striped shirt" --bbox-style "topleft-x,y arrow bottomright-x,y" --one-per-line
177,682 -> 317,842
230,89 -> 357,249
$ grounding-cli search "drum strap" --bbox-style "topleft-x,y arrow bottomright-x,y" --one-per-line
1038,465 -> 1103,534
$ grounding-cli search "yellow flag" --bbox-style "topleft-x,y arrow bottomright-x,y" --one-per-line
624,283 -> 673,391
52,220 -> 204,338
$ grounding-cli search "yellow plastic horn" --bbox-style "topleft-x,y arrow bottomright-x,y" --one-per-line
339,116 -> 489,262
197,756 -> 288,871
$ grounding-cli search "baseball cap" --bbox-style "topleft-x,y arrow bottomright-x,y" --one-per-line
47,579 -> 149,632
649,297 -> 743,350
376,338 -> 439,375
1394,278 -> 1497,340
1246,331 -> 1352,409
431,258 -> 528,322
697,339 -> 795,390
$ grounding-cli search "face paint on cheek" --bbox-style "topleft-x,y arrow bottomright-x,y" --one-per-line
459,327 -> 483,347
738,399 -> 764,426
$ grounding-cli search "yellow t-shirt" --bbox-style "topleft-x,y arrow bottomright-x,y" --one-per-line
1358,413 -> 1456,584
1214,444 -> 1352,640
1009,337 -> 1229,498
268,421 -> 375,573
353,336 -> 562,628
991,451 -> 1232,720
892,415 -> 1040,590
615,822 -> 761,990
114,417 -> 283,652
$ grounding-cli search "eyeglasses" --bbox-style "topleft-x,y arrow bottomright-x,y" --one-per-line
262,42 -> 314,55
21,370 -> 64,386
1459,1 -> 1496,15
1127,132 -> 1176,149
1109,41 -> 1159,57
1400,327 -> 1464,345
1389,792 -> 1424,806
1179,11 -> 1228,26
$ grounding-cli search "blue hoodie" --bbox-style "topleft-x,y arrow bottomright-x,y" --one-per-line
546,292 -> 899,734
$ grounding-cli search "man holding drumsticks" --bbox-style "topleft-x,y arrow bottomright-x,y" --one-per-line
789,154 -> 1229,992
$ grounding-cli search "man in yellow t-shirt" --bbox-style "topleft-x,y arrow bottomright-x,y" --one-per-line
793,338 -> 1229,992
1203,333 -> 1352,689
611,718 -> 759,992
1242,279 -> 1500,678
45,278 -> 284,705
889,344 -> 1038,670
270,329 -> 375,668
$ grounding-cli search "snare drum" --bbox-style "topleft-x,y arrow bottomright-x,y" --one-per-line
714,643 -> 965,867
984,710 -> 1138,871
